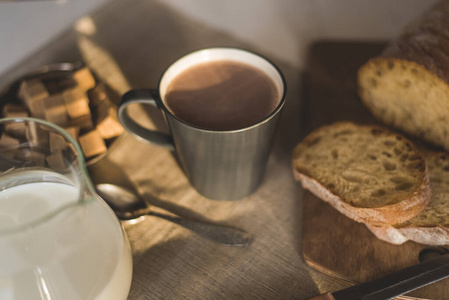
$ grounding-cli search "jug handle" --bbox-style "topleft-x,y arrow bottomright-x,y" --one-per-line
118,89 -> 175,151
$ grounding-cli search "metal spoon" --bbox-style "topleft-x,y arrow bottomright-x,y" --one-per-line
95,183 -> 251,246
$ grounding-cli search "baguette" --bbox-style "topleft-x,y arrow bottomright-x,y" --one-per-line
366,150 -> 449,245
293,122 -> 431,226
358,0 -> 449,151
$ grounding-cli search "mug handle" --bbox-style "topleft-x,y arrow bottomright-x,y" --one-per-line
117,89 -> 175,150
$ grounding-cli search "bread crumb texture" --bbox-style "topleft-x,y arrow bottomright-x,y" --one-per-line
293,122 -> 427,208
398,151 -> 449,228
358,58 -> 449,150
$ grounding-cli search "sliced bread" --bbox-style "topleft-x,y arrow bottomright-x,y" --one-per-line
366,150 -> 449,245
292,122 -> 431,226
357,1 -> 449,151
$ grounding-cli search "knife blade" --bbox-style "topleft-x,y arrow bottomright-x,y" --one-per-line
307,252 -> 449,300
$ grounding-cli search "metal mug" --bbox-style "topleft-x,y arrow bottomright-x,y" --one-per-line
117,48 -> 286,200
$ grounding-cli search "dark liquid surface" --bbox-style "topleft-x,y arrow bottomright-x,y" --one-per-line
164,60 -> 279,130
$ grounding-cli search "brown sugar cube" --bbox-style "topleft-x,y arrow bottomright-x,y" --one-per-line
49,132 -> 67,152
18,79 -> 49,107
27,98 -> 46,119
95,102 -> 124,139
73,68 -> 96,92
79,129 -> 107,158
88,83 -> 108,107
15,148 -> 46,167
44,94 -> 70,126
25,122 -> 49,148
46,151 -> 67,170
4,121 -> 26,138
0,134 -> 20,159
2,104 -> 29,136
4,123 -> 26,137
0,133 -> 19,147
0,133 -> 20,149
2,103 -> 29,118
63,88 -> 91,119
97,115 -> 124,140
18,80 -> 48,119
71,114 -> 94,131
63,126 -> 80,140
66,142 -> 78,158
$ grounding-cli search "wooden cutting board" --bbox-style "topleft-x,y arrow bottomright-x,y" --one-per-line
300,41 -> 449,300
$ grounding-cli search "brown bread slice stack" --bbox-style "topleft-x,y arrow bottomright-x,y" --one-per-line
293,122 -> 431,227
355,0 -> 449,245
307,0 -> 449,245
366,151 -> 449,245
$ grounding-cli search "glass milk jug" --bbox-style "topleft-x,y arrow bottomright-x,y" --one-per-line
0,118 -> 132,300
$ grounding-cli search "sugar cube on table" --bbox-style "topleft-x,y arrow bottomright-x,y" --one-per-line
79,129 -> 107,158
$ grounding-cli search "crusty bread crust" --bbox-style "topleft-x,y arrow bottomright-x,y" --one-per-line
294,171 -> 430,227
366,224 -> 449,246
380,1 -> 449,85
293,122 -> 431,226
358,0 -> 449,151
364,223 -> 408,245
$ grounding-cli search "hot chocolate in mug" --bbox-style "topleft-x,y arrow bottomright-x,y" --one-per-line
118,48 -> 286,200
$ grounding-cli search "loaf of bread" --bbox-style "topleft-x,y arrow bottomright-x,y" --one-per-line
366,150 -> 449,245
358,0 -> 449,151
292,122 -> 431,226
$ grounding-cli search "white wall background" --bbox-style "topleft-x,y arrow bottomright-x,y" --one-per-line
0,0 -> 109,76
0,0 -> 439,76
160,0 -> 438,69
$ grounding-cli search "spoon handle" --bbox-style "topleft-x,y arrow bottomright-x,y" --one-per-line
148,211 -> 251,246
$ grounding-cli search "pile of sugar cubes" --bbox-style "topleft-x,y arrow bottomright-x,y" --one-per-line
0,67 -> 124,162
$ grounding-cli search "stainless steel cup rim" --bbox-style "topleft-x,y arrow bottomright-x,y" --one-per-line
155,47 -> 287,133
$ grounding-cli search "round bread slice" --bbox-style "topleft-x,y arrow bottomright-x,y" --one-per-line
366,151 -> 449,245
293,122 -> 431,226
